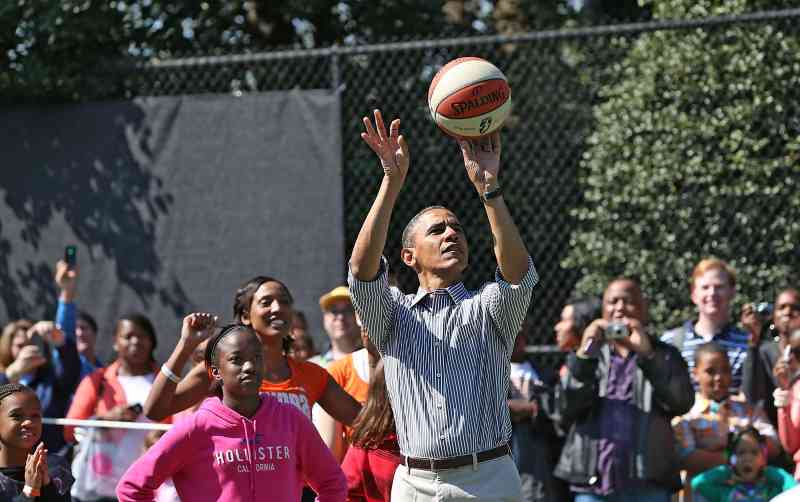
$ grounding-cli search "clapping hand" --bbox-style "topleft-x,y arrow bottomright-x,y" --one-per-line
360,109 -> 409,183
24,443 -> 49,492
180,313 -> 218,350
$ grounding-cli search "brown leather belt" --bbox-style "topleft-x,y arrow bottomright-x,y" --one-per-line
402,444 -> 510,471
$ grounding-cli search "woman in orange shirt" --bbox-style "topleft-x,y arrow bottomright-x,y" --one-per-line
144,276 -> 361,425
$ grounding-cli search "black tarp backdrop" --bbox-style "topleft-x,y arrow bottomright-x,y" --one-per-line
0,90 -> 343,364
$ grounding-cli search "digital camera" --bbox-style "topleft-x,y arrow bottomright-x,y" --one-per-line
605,322 -> 630,340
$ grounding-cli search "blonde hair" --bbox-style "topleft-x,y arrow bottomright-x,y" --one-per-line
691,258 -> 736,290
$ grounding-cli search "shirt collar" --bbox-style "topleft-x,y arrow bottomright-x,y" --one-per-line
684,320 -> 736,340
692,393 -> 731,414
410,282 -> 469,307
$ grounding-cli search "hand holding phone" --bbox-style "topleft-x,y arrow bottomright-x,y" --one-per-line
64,245 -> 77,269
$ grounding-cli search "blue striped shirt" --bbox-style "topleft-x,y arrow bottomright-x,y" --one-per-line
660,320 -> 750,393
348,256 -> 537,459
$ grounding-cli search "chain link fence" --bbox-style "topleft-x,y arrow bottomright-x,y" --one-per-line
61,9 -> 800,369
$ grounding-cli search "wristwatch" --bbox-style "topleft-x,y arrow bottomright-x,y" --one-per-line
481,184 -> 503,202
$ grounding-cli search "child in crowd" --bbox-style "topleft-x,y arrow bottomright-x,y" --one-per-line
691,427 -> 796,501
117,321 -> 346,502
0,383 -> 73,501
340,360 -> 400,502
673,342 -> 780,480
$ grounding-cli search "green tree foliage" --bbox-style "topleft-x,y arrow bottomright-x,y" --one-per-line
564,0 -> 800,329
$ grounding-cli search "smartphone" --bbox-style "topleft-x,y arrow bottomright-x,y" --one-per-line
64,245 -> 77,268
784,345 -> 792,363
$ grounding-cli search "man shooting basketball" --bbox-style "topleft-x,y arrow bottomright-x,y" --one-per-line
348,109 -> 538,501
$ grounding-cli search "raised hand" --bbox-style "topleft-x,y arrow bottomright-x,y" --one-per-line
740,303 -> 762,347
458,131 -> 501,195
54,259 -> 78,302
360,109 -> 409,182
6,345 -> 47,381
615,318 -> 654,357
180,313 -> 218,350
27,320 -> 65,348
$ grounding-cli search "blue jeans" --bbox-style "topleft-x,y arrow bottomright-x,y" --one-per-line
574,488 -> 670,502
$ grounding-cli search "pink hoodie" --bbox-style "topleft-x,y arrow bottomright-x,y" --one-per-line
116,394 -> 346,502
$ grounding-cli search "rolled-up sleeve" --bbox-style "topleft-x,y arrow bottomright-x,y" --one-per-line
481,256 -> 538,345
348,257 -> 401,354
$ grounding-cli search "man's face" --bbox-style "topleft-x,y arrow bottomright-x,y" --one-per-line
774,290 -> 800,335
75,319 -> 97,356
322,299 -> 359,344
690,268 -> 734,321
406,209 -> 469,277
603,280 -> 645,323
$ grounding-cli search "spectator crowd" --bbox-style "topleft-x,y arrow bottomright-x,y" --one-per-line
1,113 -> 798,502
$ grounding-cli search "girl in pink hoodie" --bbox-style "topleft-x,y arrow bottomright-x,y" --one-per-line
117,321 -> 346,502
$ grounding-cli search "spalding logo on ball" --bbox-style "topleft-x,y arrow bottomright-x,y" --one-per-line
428,57 -> 512,138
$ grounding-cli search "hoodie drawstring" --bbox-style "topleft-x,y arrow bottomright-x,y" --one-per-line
243,418 -> 256,501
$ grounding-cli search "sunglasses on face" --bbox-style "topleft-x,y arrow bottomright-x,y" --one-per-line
326,306 -> 354,316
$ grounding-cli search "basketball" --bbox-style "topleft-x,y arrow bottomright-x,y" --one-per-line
428,57 -> 512,138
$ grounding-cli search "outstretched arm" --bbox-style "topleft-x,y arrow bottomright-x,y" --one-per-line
458,132 -> 529,284
144,313 -> 217,421
349,109 -> 409,281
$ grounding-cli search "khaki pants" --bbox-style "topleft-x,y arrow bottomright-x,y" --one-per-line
391,454 -> 522,502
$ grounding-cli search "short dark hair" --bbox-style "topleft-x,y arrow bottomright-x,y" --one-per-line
204,324 -> 260,397
116,313 -> 158,359
694,341 -> 729,366
401,206 -> 448,248
77,310 -> 98,333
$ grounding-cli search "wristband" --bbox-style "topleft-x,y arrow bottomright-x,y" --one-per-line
23,485 -> 40,497
481,184 -> 503,202
160,364 -> 181,384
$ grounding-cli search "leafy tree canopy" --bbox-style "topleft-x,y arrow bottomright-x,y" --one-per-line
564,0 -> 800,330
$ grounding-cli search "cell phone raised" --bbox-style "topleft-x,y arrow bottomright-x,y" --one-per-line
64,245 -> 77,268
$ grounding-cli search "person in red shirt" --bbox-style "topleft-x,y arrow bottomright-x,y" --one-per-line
340,360 -> 400,502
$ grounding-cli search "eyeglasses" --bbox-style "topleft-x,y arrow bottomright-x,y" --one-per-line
325,306 -> 354,316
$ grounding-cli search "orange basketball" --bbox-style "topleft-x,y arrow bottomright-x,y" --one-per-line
428,57 -> 512,138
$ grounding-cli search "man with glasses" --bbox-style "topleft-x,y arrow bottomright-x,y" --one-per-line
310,286 -> 363,368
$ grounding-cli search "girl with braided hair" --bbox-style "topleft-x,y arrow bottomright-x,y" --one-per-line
0,383 -> 73,501
117,322 -> 346,502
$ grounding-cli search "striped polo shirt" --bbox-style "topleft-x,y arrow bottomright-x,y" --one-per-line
348,256 -> 537,459
660,320 -> 751,393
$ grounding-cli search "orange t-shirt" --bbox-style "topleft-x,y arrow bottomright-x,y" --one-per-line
327,353 -> 369,404
259,357 -> 330,419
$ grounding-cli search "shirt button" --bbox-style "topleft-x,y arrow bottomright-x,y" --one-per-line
439,435 -> 445,440
437,403 -> 443,409
436,373 -> 441,378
